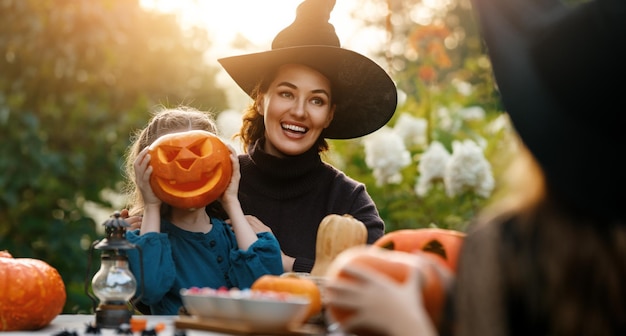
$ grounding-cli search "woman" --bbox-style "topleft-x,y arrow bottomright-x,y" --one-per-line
122,107 -> 283,315
217,0 -> 398,273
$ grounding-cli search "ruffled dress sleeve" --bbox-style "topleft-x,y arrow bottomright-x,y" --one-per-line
124,229 -> 176,306
221,222 -> 284,289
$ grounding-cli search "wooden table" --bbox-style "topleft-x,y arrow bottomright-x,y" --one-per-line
1,314 -> 335,336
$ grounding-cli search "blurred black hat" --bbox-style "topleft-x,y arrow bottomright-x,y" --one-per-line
471,0 -> 626,221
218,0 -> 397,139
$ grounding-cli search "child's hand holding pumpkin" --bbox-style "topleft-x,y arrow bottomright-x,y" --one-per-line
134,147 -> 161,207
218,145 -> 241,209
325,255 -> 439,336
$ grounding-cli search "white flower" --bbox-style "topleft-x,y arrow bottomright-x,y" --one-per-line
363,127 -> 411,186
415,141 -> 451,197
393,113 -> 428,148
453,79 -> 473,96
217,109 -> 243,153
458,106 -> 486,121
435,106 -> 461,133
444,139 -> 495,198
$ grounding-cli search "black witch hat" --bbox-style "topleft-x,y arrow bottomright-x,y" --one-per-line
218,0 -> 397,139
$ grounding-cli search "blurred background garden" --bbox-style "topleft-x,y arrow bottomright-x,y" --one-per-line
1,0 -> 521,313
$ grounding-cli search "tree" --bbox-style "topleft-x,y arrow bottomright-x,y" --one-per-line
0,0 -> 227,313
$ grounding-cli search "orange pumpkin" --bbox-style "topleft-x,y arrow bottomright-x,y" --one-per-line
0,251 -> 67,331
325,246 -> 451,335
148,130 -> 233,210
373,228 -> 465,272
251,274 -> 322,322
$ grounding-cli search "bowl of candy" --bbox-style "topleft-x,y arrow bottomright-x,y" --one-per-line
180,287 -> 311,332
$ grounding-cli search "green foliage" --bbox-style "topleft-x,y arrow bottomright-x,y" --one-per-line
0,0 -> 517,316
330,0 -> 517,233
0,0 -> 227,313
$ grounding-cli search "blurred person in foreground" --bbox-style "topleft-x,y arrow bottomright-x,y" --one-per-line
324,0 -> 626,334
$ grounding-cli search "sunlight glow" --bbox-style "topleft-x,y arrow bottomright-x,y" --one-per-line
139,0 -> 366,58
139,0 -> 382,110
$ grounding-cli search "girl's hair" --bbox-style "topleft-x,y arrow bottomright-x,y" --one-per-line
235,68 -> 330,153
464,133 -> 626,336
122,106 -> 219,217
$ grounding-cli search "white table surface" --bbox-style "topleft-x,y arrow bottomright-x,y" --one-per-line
1,314 -> 337,335
1,314 -> 239,336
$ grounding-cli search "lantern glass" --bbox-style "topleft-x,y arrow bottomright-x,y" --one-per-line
92,254 -> 137,304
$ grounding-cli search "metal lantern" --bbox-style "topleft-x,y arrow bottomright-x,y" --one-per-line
84,211 -> 144,329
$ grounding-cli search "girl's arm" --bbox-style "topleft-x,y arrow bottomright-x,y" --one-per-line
220,146 -> 259,250
134,147 -> 162,234
235,215 -> 295,272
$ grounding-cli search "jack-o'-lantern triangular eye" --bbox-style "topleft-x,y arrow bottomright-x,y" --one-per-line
422,240 -> 447,261
158,145 -> 181,162
187,138 -> 208,157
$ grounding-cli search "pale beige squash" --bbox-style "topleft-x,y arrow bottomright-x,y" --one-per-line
310,214 -> 367,277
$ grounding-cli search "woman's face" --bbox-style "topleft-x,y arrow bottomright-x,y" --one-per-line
259,64 -> 335,157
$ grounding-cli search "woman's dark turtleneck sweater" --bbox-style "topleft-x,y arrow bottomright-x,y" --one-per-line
237,138 -> 385,273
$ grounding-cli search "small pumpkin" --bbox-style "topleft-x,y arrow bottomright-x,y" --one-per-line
148,130 -> 233,210
310,214 -> 368,277
325,245 -> 451,336
373,228 -> 465,272
0,251 -> 67,331
251,274 -> 322,321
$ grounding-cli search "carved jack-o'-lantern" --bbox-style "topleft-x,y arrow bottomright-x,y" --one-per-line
148,130 -> 232,210
373,228 -> 465,272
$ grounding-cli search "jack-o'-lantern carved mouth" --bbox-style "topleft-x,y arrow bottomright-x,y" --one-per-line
154,163 -> 224,197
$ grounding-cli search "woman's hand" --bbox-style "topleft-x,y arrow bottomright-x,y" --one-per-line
244,215 -> 272,233
225,214 -> 295,272
324,256 -> 439,336
120,209 -> 142,230
242,216 -> 296,272
225,215 -> 272,233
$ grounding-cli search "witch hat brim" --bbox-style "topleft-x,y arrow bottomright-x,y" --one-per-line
218,0 -> 397,140
218,46 -> 397,140
470,0 -> 626,221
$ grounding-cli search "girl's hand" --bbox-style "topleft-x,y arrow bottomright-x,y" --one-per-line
325,256 -> 439,336
219,145 -> 240,207
134,147 -> 161,207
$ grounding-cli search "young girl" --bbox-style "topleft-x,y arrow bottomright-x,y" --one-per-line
122,107 -> 283,315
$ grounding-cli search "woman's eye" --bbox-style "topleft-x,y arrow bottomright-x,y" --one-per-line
311,97 -> 325,106
279,91 -> 293,98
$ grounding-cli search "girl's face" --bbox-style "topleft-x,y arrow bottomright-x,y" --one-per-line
259,64 -> 335,157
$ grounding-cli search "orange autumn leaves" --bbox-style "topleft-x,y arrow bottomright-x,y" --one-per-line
409,24 -> 452,82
